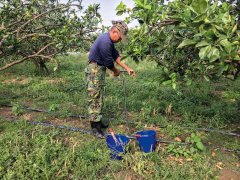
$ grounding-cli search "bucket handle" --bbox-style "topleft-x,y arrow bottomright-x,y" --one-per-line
135,134 -> 149,138
108,128 -> 120,145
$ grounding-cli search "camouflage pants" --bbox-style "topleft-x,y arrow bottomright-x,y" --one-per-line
84,63 -> 106,122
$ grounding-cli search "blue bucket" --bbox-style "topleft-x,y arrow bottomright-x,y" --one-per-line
106,134 -> 130,160
135,130 -> 156,153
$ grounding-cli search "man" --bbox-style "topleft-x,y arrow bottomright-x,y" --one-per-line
85,20 -> 135,137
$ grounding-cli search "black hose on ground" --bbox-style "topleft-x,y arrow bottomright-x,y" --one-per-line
1,104 -> 239,137
0,115 -> 239,153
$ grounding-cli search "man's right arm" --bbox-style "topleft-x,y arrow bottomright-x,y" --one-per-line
109,66 -> 120,76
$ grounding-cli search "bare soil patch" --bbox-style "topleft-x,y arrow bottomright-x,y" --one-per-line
42,78 -> 65,84
0,107 -> 14,117
2,77 -> 31,85
220,169 -> 240,180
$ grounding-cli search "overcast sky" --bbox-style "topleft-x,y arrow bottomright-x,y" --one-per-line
61,0 -> 138,28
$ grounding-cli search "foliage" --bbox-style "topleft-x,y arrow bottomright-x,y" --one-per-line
11,103 -> 25,116
48,103 -> 60,112
116,0 -> 240,83
167,133 -> 205,157
186,133 -> 206,151
220,0 -> 240,26
0,0 -> 101,72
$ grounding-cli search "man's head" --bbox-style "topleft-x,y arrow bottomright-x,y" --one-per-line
109,20 -> 128,43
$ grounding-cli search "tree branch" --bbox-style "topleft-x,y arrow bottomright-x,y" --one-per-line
19,33 -> 51,41
148,19 -> 179,36
15,4 -> 77,37
0,42 -> 54,71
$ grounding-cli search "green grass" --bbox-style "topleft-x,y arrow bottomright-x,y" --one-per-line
0,54 -> 239,179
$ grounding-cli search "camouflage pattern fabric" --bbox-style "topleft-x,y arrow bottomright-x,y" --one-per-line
84,63 -> 106,122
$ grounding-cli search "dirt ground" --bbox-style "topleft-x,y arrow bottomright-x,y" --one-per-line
220,169 -> 240,180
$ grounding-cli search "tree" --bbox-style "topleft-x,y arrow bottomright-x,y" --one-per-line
116,0 -> 240,85
0,0 -> 102,73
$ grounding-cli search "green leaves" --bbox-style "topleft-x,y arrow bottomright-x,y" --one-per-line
116,1 -> 127,16
199,45 -> 211,60
207,47 -> 220,62
118,0 -> 240,82
195,41 -> 209,48
168,132 -> 206,158
191,0 -> 208,15
196,142 -> 204,151
231,24 -> 238,35
186,133 -> 206,151
222,12 -> 231,24
220,39 -> 233,54
0,0 -> 102,71
199,46 -> 220,62
177,39 -> 196,48
12,103 -> 25,116
134,0 -> 151,10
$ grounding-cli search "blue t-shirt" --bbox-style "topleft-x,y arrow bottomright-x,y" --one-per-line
88,32 -> 120,69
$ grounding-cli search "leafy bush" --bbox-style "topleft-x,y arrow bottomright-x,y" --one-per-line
116,0 -> 240,82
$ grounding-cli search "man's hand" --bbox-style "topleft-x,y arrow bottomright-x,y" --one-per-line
126,68 -> 136,77
110,66 -> 120,77
109,66 -> 121,77
113,69 -> 120,76
115,57 -> 136,77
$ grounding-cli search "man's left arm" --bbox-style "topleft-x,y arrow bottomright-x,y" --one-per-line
115,57 -> 136,76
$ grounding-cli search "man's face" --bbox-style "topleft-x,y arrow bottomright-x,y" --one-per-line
112,29 -> 122,43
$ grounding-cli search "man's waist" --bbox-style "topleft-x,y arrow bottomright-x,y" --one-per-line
89,60 -> 103,66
